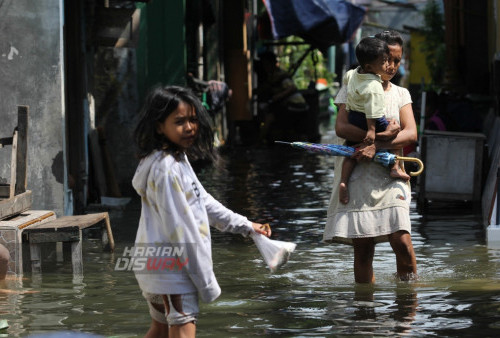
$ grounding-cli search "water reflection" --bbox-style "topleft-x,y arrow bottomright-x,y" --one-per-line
1,144 -> 500,336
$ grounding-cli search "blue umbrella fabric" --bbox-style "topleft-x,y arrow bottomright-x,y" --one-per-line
263,0 -> 366,51
276,141 -> 424,176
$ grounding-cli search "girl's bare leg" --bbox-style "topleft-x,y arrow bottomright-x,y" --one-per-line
388,230 -> 417,280
353,237 -> 376,283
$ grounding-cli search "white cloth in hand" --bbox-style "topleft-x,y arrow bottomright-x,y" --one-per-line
251,233 -> 296,272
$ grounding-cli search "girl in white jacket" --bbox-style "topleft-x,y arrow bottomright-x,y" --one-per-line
132,85 -> 271,337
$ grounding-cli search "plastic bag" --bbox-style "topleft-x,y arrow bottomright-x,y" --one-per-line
251,232 -> 296,272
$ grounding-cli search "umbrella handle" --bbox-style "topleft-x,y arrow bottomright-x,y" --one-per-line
395,156 -> 424,176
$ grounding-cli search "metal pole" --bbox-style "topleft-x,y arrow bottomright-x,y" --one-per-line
497,167 -> 500,225
418,91 -> 426,150
418,77 -> 426,152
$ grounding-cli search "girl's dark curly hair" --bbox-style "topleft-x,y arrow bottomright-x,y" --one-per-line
133,85 -> 218,164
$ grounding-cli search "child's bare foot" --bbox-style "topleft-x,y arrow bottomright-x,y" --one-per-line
339,182 -> 349,204
390,167 -> 410,181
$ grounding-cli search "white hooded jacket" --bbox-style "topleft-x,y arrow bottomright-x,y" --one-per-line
132,150 -> 253,303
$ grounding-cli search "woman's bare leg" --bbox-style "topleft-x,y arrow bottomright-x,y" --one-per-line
388,230 -> 417,280
353,237 -> 376,283
145,319 -> 169,338
353,283 -> 376,319
170,322 -> 196,338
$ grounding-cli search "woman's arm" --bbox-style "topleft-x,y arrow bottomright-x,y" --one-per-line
375,103 -> 417,150
352,103 -> 417,161
335,104 -> 401,143
335,103 -> 367,142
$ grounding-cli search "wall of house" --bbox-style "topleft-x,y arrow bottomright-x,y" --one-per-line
135,1 -> 186,102
0,0 -> 67,215
224,0 -> 253,122
408,31 -> 432,86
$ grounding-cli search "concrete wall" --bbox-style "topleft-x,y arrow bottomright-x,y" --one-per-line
0,0 -> 67,215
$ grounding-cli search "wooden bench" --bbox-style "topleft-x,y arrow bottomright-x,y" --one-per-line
0,210 -> 56,275
22,212 -> 115,277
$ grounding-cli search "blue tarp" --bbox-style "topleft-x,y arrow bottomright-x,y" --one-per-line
263,0 -> 366,51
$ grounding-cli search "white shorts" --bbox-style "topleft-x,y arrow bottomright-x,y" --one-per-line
143,291 -> 199,326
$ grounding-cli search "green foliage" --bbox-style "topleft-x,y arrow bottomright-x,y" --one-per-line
276,36 -> 336,89
420,0 -> 446,86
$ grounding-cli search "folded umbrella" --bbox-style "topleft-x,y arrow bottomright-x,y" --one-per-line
276,141 -> 424,176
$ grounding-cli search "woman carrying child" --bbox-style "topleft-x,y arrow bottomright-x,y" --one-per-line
323,31 -> 418,283
339,36 -> 409,205
133,85 -> 271,337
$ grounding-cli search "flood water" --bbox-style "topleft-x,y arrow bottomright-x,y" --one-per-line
2,125 -> 500,337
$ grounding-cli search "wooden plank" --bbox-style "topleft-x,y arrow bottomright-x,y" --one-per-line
15,106 -> 28,196
9,130 -> 17,198
71,230 -> 83,276
28,228 -> 81,244
102,212 -> 115,252
25,213 -> 107,230
0,190 -> 32,220
30,243 -> 42,274
24,225 -> 80,234
0,136 -> 13,148
0,209 -> 55,230
56,242 -> 64,262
